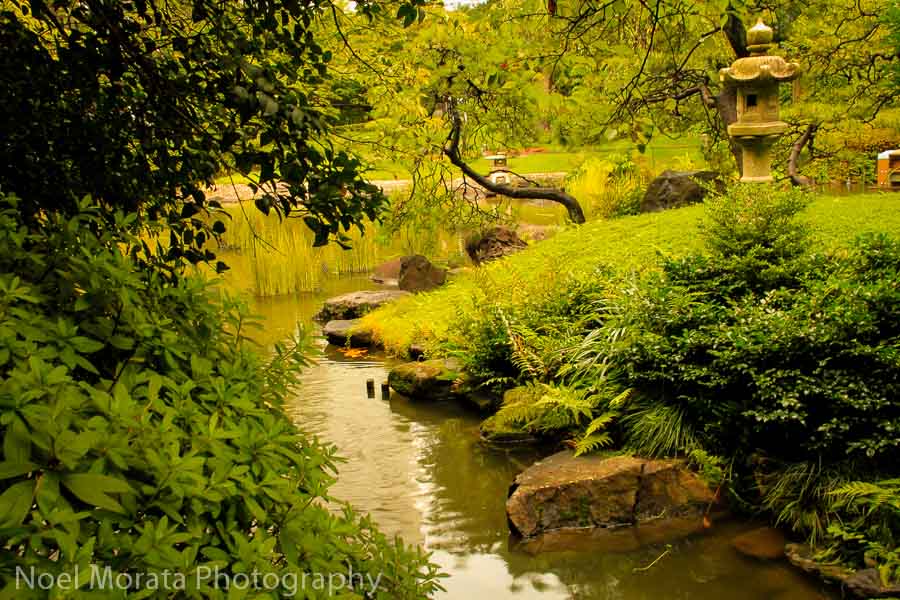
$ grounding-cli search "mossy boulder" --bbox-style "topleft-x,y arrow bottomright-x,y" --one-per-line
315,290 -> 410,322
387,358 -> 463,401
506,452 -> 718,539
784,544 -> 900,598
478,386 -> 543,444
479,414 -> 540,445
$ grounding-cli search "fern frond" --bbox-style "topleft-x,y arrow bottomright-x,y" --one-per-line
828,480 -> 900,514
574,433 -> 613,456
583,411 -> 618,437
608,387 -> 634,409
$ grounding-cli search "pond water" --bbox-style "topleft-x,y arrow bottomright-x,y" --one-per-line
248,277 -> 837,600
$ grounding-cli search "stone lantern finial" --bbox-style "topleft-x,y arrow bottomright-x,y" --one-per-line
746,19 -> 774,53
719,18 -> 801,183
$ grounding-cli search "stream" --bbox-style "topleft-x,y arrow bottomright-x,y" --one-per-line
247,275 -> 836,600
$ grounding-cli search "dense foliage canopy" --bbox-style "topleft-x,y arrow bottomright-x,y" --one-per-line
0,0 -> 445,597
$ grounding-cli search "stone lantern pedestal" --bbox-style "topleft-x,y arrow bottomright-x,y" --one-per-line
720,19 -> 800,183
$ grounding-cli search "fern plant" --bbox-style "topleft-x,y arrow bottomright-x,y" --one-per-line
492,382 -> 600,434
621,401 -> 698,458
824,478 -> 900,582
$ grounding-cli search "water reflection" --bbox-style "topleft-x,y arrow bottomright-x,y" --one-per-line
250,277 -> 836,599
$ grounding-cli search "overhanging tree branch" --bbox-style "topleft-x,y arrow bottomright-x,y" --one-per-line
442,110 -> 586,224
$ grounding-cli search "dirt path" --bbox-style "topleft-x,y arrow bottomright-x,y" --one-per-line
205,172 -> 569,205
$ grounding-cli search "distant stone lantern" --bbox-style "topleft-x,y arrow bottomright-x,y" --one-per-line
485,153 -> 510,186
720,19 -> 801,182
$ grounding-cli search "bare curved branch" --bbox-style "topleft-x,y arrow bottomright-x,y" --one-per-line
443,111 -> 586,224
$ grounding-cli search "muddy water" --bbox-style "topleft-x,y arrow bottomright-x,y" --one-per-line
249,280 -> 836,600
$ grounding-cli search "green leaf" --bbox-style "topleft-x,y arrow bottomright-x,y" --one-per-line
0,461 -> 37,480
3,417 -> 30,464
62,474 -> 132,514
0,480 -> 35,528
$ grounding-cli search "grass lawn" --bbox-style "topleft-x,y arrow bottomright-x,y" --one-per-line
360,136 -> 702,180
359,192 -> 900,355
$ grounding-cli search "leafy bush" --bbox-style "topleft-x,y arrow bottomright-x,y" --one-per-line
440,268 -> 608,391
0,195 -> 442,598
613,187 -> 900,464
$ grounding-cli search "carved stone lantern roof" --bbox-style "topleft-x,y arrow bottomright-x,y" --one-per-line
720,20 -> 801,85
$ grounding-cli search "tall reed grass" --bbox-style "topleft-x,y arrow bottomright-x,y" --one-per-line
212,205 -> 467,297
564,155 -> 649,220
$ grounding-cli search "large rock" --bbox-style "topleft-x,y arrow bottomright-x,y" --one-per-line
506,453 -> 717,539
479,414 -> 540,445
465,226 -> 528,265
398,255 -> 446,292
314,290 -> 410,322
641,170 -> 722,213
323,319 -> 373,347
388,358 -> 464,401
371,257 -> 403,285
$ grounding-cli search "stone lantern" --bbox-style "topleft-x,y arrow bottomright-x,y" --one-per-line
485,153 -> 510,186
719,19 -> 801,182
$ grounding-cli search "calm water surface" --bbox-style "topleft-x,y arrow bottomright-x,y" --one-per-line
249,278 -> 836,600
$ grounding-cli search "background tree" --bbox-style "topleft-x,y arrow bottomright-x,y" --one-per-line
1,0 -> 427,267
0,1 -> 446,597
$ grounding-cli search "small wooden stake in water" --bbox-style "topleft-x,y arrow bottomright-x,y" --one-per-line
366,379 -> 375,398
381,383 -> 390,401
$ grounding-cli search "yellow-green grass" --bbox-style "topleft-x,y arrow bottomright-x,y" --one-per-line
360,192 -> 900,355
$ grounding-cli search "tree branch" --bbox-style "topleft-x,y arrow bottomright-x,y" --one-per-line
443,111 -> 585,224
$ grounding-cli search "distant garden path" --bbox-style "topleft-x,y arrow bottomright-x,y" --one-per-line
206,172 -> 569,205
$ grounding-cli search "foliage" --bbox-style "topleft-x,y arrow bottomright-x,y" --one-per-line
360,192 -> 900,355
758,461 -> 900,583
0,0 -> 432,267
490,383 -> 600,435
0,195 -> 443,597
826,478 -> 900,584
614,188 -> 900,464
565,155 -> 647,220
363,187 -> 900,581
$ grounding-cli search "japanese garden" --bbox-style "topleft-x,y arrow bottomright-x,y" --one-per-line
1,0 -> 900,598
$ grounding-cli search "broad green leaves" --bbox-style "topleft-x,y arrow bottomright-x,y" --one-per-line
0,195 -> 444,597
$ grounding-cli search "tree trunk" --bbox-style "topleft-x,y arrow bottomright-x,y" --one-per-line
788,124 -> 818,187
715,85 -> 743,176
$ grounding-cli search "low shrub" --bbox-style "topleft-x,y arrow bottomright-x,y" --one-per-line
0,195 -> 443,598
613,188 -> 900,465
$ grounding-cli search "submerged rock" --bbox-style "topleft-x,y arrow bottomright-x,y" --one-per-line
323,319 -> 372,347
388,358 -> 463,401
506,452 -> 718,540
784,543 -> 900,598
314,290 -> 410,322
641,170 -> 722,213
732,526 -> 787,560
465,226 -> 527,265
398,254 -> 446,292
